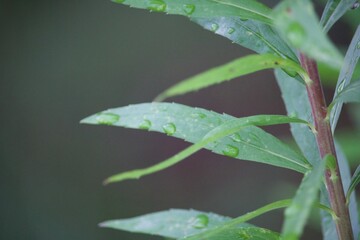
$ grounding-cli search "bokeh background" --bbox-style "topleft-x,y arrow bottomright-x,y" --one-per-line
1,0 -> 359,239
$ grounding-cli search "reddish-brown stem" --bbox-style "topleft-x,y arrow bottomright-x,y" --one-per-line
300,53 -> 353,240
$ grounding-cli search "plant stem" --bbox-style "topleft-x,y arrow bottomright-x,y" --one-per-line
300,53 -> 353,240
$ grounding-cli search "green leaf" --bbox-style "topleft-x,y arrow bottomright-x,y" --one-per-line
328,80 -> 360,116
99,209 -> 238,238
346,165 -> 360,205
193,17 -> 298,61
183,199 -> 289,240
112,0 -> 273,25
181,199 -> 334,240
81,103 -> 311,183
320,0 -> 358,33
272,0 -> 343,69
281,159 -> 326,240
330,26 -> 360,132
155,54 -> 307,101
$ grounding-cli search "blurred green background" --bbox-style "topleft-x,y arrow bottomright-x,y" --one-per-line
1,0 -> 358,239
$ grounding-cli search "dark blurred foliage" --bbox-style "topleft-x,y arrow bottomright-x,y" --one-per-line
0,0 -> 358,239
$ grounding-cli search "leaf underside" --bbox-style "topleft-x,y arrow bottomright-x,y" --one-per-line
81,103 -> 311,183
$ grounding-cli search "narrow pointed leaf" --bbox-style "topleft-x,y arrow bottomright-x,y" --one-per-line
320,0 -> 358,33
330,26 -> 360,132
112,0 -> 273,25
181,199 -> 334,240
346,165 -> 360,204
281,159 -> 326,240
329,80 -> 360,115
81,103 -> 311,183
193,17 -> 298,61
273,0 -> 343,69
183,199 -> 290,240
155,54 -> 306,101
99,209 -> 239,238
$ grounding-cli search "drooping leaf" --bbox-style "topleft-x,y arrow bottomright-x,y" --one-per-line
346,165 -> 360,204
275,69 -> 360,239
320,0 -> 359,33
281,159 -> 326,240
330,26 -> 360,132
81,103 -> 311,183
156,54 -> 308,101
272,0 -> 343,69
99,209 -> 238,238
155,54 -> 307,101
112,0 -> 273,25
193,17 -> 298,61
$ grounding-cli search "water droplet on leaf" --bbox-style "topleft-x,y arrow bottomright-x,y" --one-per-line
211,23 -> 219,32
183,4 -> 195,15
285,22 -> 306,48
337,79 -> 346,93
357,41 -> 360,49
222,145 -> 239,157
227,27 -> 235,34
96,113 -> 120,125
240,17 -> 248,22
163,123 -> 176,135
147,0 -> 166,12
192,214 -> 209,229
139,119 -> 152,130
230,133 -> 242,142
351,1 -> 359,9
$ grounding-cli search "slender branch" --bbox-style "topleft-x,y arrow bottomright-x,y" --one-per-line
300,53 -> 353,240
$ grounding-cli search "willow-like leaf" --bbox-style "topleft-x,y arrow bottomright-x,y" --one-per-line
273,0 -> 343,69
320,0 -> 358,33
100,209 -> 237,238
328,80 -> 360,118
81,103 -> 311,183
112,0 -> 273,25
346,165 -> 360,205
155,54 -> 307,101
193,17 -> 298,61
330,26 -> 360,132
182,199 -> 335,240
281,159 -> 326,240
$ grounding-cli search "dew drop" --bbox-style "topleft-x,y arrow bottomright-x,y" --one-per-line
289,112 -> 298,118
227,27 -> 235,34
357,41 -> 360,49
147,0 -> 166,12
337,79 -> 346,93
240,17 -> 248,22
183,4 -> 195,15
230,133 -> 242,142
139,119 -> 152,130
192,214 -> 209,229
95,113 -> 120,125
285,22 -> 306,48
211,23 -> 219,32
222,145 -> 239,157
162,123 -> 176,135
246,31 -> 253,36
